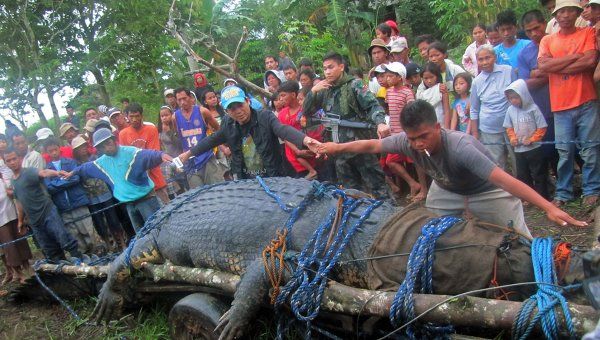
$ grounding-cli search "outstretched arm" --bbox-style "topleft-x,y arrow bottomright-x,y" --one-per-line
317,139 -> 383,155
488,167 -> 587,227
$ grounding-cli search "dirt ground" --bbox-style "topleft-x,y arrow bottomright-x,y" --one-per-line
0,200 -> 596,339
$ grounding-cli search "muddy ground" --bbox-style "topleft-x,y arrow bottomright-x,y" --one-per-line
0,199 -> 596,339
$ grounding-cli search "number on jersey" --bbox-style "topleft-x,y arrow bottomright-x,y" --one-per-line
186,136 -> 198,148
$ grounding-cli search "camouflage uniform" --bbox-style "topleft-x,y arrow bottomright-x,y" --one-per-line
303,73 -> 388,199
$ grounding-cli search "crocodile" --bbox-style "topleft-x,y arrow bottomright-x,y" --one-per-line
90,177 -> 580,339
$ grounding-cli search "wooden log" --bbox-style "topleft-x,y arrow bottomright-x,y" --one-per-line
35,262 -> 599,336
36,263 -> 109,278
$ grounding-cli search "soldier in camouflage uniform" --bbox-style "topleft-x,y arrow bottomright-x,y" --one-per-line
303,52 -> 391,199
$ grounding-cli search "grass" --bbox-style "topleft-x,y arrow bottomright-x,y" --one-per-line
58,298 -> 170,339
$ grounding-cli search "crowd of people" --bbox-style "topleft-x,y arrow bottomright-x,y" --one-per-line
0,0 -> 598,280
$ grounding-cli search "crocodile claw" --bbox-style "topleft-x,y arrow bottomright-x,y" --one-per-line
90,287 -> 123,323
215,307 -> 245,340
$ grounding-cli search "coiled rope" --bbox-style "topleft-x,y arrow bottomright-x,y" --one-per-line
512,237 -> 576,340
388,216 -> 462,339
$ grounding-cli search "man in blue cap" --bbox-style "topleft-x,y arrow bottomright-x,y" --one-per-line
176,85 -> 321,179
66,128 -> 174,231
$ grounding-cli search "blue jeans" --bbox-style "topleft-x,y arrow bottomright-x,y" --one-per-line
32,205 -> 81,261
126,195 -> 161,232
554,101 -> 600,200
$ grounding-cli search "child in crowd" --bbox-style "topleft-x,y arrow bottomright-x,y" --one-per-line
450,73 -> 473,134
71,135 -> 127,250
278,81 -> 318,179
158,105 -> 186,196
200,89 -> 232,179
415,34 -> 436,61
383,62 -> 426,200
486,24 -> 502,46
43,138 -> 105,255
417,62 -> 450,127
462,24 -> 489,76
374,65 -> 388,114
404,63 -> 422,93
503,79 -> 548,199
5,148 -> 84,263
427,41 -> 466,89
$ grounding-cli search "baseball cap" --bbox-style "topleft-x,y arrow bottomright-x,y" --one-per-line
36,128 -> 54,141
163,89 -> 175,97
374,65 -> 387,74
552,0 -> 582,14
589,0 -> 600,5
388,37 -> 408,53
220,86 -> 247,109
383,62 -> 407,79
223,78 -> 238,86
107,107 -> 122,119
71,135 -> 87,149
92,128 -> 113,147
59,122 -> 78,137
84,119 -> 99,133
385,20 -> 400,35
405,63 -> 422,78
368,38 -> 390,55
98,105 -> 108,115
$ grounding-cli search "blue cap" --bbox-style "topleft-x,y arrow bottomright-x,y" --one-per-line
92,128 -> 113,147
220,86 -> 247,109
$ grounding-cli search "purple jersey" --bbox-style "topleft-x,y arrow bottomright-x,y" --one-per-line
175,105 -> 213,172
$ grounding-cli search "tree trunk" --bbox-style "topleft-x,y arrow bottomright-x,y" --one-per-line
44,85 -> 62,130
90,66 -> 111,105
35,262 -> 599,337
28,92 -> 49,128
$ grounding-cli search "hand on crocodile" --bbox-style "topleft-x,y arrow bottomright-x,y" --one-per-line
215,307 -> 247,340
90,287 -> 123,323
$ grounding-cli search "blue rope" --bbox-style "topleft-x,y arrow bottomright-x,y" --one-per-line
512,237 -> 577,340
273,188 -> 382,339
0,232 -> 32,249
388,216 -> 462,339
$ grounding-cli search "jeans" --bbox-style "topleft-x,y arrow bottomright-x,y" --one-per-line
554,101 -> 600,201
479,131 -> 516,173
126,195 -> 161,232
32,205 -> 81,261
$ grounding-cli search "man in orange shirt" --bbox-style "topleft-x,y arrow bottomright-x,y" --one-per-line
118,103 -> 170,205
538,0 -> 600,207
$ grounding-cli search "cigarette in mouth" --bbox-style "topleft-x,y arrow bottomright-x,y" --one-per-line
424,149 -> 431,157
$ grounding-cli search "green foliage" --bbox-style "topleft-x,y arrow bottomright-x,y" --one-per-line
430,0 -> 541,46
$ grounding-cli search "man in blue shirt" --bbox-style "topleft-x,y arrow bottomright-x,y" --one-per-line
494,9 -> 530,71
67,128 -> 174,231
517,10 -> 558,174
470,45 -> 517,170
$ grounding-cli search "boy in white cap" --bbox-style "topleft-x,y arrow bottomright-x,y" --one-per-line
382,62 -> 427,201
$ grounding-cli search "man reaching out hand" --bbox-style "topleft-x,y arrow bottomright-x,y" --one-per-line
317,100 -> 586,237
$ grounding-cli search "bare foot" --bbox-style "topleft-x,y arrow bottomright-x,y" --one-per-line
304,170 -> 317,180
412,190 -> 427,202
408,181 -> 421,198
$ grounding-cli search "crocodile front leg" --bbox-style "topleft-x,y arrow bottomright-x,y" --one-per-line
91,232 -> 164,323
215,258 -> 270,340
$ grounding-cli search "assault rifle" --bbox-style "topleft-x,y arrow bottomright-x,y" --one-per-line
312,113 -> 374,143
